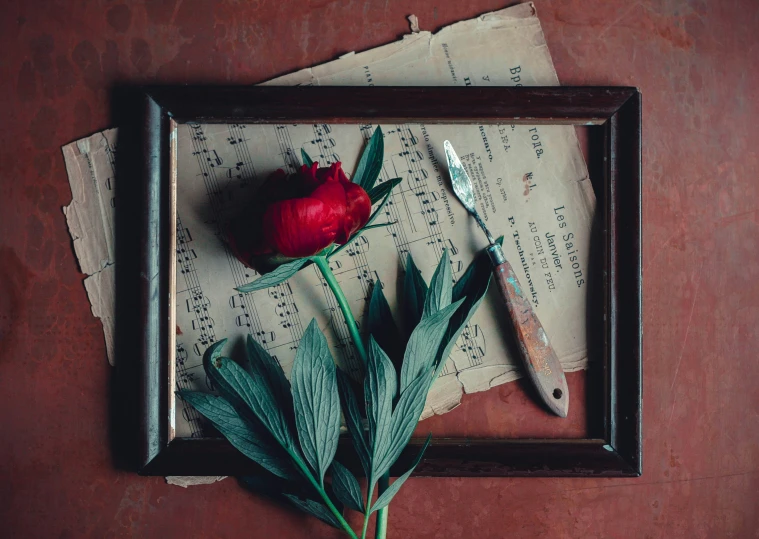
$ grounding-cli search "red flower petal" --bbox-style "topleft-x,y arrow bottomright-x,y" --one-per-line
262,195 -> 342,258
336,181 -> 372,243
315,162 -> 340,184
230,161 -> 370,264
335,163 -> 351,185
311,178 -> 347,215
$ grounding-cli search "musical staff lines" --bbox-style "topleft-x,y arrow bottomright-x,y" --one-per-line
308,124 -> 340,164
189,123 -> 305,352
274,124 -> 303,172
221,124 -> 253,187
221,123 -> 303,350
175,216 -> 212,437
373,125 -> 414,267
393,125 -> 449,261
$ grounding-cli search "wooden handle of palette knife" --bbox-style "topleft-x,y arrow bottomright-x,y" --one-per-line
492,260 -> 569,418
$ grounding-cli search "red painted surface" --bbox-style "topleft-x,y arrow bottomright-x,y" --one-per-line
2,1 -> 758,537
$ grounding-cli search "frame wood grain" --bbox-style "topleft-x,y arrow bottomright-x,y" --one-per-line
132,86 -> 642,477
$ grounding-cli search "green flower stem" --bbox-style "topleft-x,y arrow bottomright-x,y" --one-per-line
360,472 -> 375,539
360,511 -> 371,539
375,473 -> 390,539
313,256 -> 368,364
313,255 -> 383,538
289,450 -> 358,539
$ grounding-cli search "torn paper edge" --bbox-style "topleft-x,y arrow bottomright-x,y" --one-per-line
62,129 -> 119,365
408,14 -> 420,33
166,476 -> 228,488
264,3 -> 541,87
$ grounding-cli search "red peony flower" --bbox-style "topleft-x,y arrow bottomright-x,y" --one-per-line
226,162 -> 371,266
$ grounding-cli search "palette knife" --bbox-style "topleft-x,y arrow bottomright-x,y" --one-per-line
444,140 -> 569,417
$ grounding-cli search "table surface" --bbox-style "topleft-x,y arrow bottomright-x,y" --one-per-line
2,0 -> 758,537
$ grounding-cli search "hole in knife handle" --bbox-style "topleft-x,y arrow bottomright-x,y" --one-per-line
552,388 -> 563,399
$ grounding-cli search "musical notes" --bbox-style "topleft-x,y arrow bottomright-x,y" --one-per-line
446,239 -> 459,256
176,345 -> 188,366
185,294 -> 210,314
267,282 -> 293,300
457,323 -> 487,366
344,235 -> 370,258
205,149 -> 223,166
357,269 -> 381,286
400,133 -> 419,146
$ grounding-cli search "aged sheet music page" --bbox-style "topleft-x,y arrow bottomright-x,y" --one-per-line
63,130 -> 118,365
63,3 -> 594,440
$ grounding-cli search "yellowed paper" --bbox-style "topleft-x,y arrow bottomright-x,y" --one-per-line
165,476 -> 227,488
62,129 -> 118,365
407,14 -> 420,33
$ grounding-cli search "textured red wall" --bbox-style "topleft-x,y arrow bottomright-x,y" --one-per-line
2,0 -> 758,537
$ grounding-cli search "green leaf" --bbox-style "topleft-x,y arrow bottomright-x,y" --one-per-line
179,391 -> 294,480
336,369 -> 371,476
370,434 -> 432,513
367,177 -> 402,205
399,298 -> 464,393
208,353 -> 295,451
423,249 -> 452,317
201,340 -> 267,421
365,337 -> 396,458
245,335 -> 293,417
352,126 -> 384,191
368,281 -> 403,372
433,237 -> 503,377
200,340 -> 298,466
283,494 -> 342,529
235,257 -> 310,293
301,148 -> 313,167
364,180 -> 397,229
373,370 -> 431,477
330,461 -> 365,512
202,339 -> 235,398
403,253 -> 428,332
291,319 -> 341,483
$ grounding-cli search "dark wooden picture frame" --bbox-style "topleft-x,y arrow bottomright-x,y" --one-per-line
132,86 -> 641,477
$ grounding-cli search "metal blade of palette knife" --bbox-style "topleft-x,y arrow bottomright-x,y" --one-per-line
444,140 -> 476,214
444,140 -> 496,245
